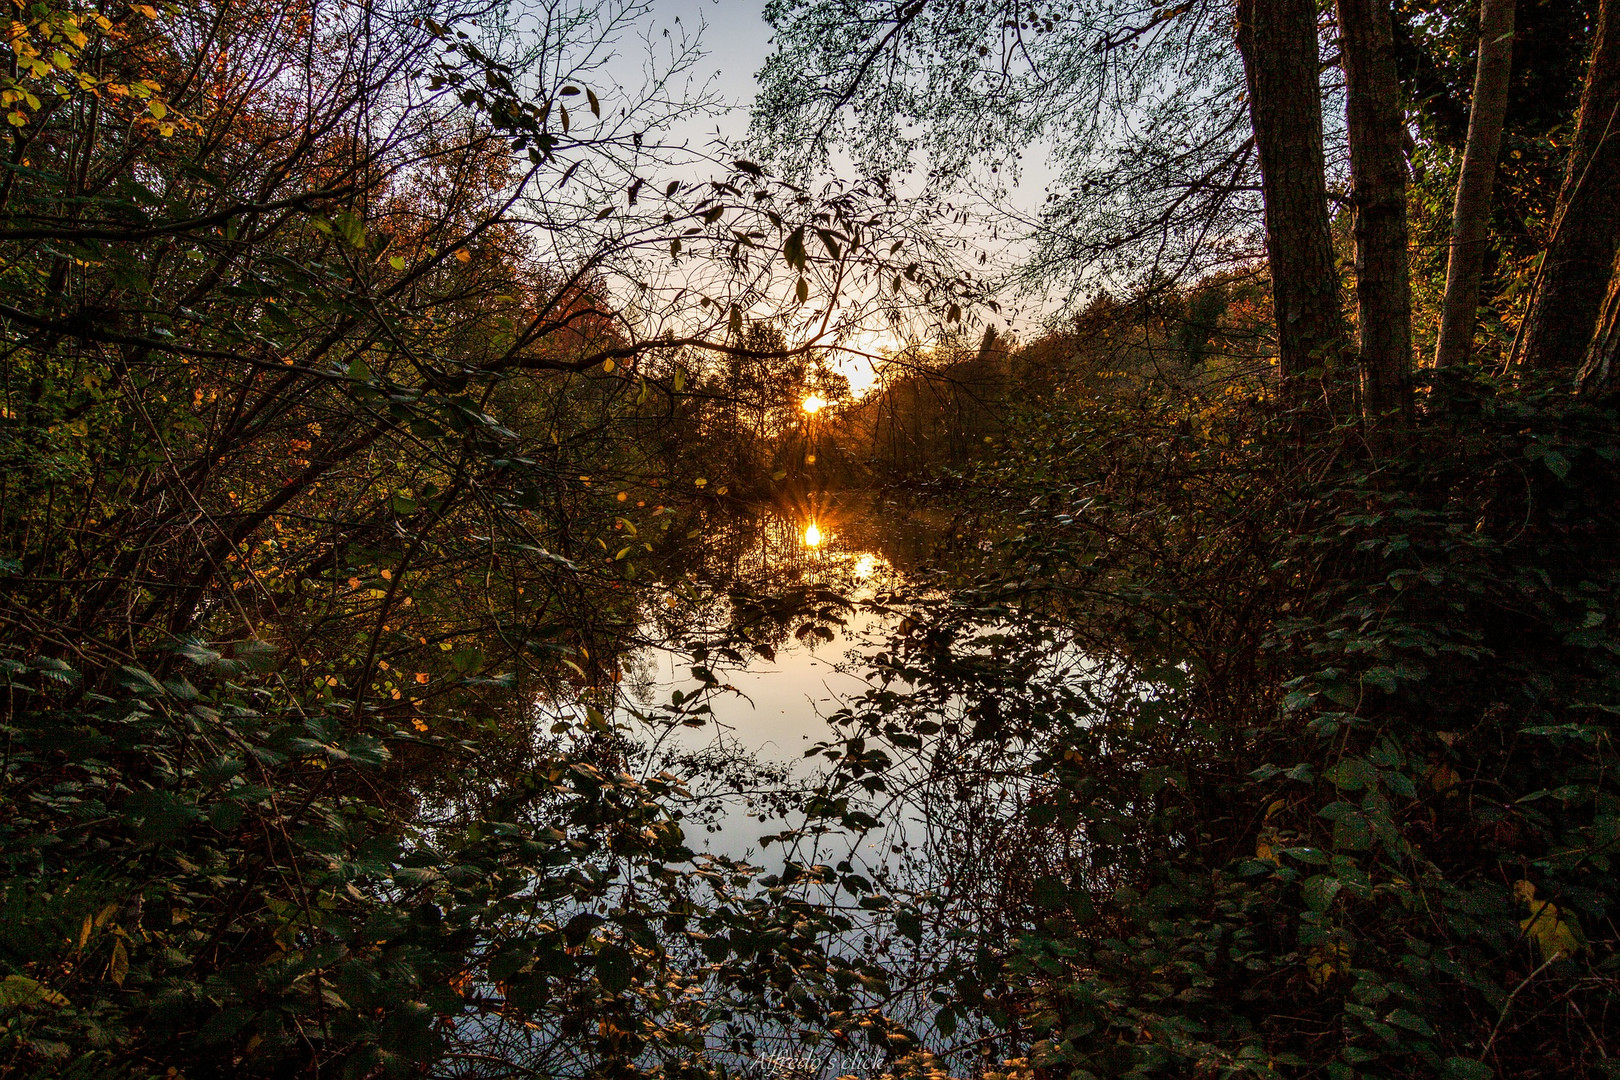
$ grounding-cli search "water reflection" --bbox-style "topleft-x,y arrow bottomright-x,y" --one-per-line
618,496 -> 946,860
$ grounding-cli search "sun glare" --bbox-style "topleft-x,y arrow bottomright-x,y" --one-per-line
801,394 -> 826,414
803,522 -> 823,548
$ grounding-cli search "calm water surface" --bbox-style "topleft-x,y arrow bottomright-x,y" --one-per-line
623,494 -> 947,860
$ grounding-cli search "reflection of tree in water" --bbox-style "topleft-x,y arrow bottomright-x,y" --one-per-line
680,497 -> 947,587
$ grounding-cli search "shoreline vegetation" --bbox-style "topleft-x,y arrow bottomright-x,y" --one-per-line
2,1 -> 1618,1078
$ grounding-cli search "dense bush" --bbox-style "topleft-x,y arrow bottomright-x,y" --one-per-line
799,368 -> 1620,1078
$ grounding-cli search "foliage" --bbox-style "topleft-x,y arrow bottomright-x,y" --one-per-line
1398,0 -> 1597,360
788,356 -> 1620,1078
0,0 -> 952,1075
752,0 -> 1262,300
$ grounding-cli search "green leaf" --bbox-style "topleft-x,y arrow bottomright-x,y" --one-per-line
596,944 -> 633,993
116,664 -> 167,696
1325,757 -> 1377,792
1387,1009 -> 1435,1036
1441,1058 -> 1494,1080
342,735 -> 391,768
1362,666 -> 1400,693
1031,876 -> 1068,908
234,638 -> 278,672
0,975 -> 68,1009
333,210 -> 367,249
1303,874 -> 1342,912
1333,814 -> 1372,851
450,647 -> 485,673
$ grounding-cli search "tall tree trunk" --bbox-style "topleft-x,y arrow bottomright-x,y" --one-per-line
1235,0 -> 1347,414
1434,0 -> 1517,369
1336,0 -> 1413,425
1521,0 -> 1620,371
1579,262 -> 1620,389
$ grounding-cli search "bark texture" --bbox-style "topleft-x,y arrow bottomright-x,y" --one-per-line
1579,263 -> 1620,390
1336,0 -> 1413,423
1521,0 -> 1620,371
1235,0 -> 1347,409
1434,0 -> 1516,370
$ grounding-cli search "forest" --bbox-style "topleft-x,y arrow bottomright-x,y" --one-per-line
0,0 -> 1617,1077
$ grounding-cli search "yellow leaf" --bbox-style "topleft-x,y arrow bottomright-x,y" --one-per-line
108,938 -> 128,986
454,249 -> 470,262
148,100 -> 166,119
1305,940 -> 1351,987
1517,884 -> 1585,961
388,255 -> 405,270
1429,763 -> 1460,793
133,5 -> 159,18
601,358 -> 615,373
78,913 -> 92,948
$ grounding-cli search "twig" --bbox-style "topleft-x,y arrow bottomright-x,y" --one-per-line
1480,953 -> 1560,1063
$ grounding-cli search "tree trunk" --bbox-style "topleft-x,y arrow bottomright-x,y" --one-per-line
1434,0 -> 1516,370
1336,0 -> 1413,425
1235,0 -> 1348,414
1579,261 -> 1620,390
1521,0 -> 1620,371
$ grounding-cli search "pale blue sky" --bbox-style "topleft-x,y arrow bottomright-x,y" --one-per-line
641,0 -> 775,149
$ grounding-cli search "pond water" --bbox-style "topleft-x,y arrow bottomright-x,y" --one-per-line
545,492 -> 1123,1078
619,493 -> 949,862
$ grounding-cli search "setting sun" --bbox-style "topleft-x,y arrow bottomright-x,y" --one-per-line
801,394 -> 826,414
802,522 -> 823,547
